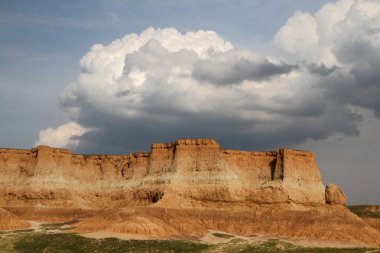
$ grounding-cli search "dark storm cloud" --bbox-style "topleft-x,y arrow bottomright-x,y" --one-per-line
72,88 -> 362,155
75,110 -> 362,155
192,58 -> 297,85
269,95 -> 327,118
321,71 -> 380,118
329,38 -> 380,118
306,63 -> 339,76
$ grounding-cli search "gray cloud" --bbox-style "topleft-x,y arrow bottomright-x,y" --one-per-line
47,26 -> 367,154
73,99 -> 362,155
306,63 -> 339,76
38,0 -> 380,158
192,58 -> 297,85
331,37 -> 380,117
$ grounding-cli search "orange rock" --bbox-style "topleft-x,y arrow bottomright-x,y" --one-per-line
1,139 -> 379,246
0,208 -> 29,230
0,139 -> 326,208
325,183 -> 346,205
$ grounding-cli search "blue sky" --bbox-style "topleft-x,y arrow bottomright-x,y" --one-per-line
1,0 -> 379,204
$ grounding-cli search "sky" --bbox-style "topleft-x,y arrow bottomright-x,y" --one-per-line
0,0 -> 379,204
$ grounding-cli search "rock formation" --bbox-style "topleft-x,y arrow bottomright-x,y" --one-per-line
0,139 -> 326,208
325,183 -> 346,205
0,139 -> 379,246
0,208 -> 29,230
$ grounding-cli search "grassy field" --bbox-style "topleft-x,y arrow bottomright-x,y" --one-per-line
39,219 -> 78,231
0,231 -> 379,253
220,238 -> 379,253
348,205 -> 380,219
0,232 -> 208,253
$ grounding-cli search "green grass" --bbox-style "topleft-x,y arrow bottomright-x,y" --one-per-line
0,232 -> 378,253
348,205 -> 380,219
12,233 -> 209,253
0,234 -> 19,253
224,238 -> 379,253
40,223 -> 64,230
229,238 -> 247,244
10,229 -> 34,234
0,229 -> 34,235
40,219 -> 79,231
212,232 -> 235,239
237,246 -> 378,253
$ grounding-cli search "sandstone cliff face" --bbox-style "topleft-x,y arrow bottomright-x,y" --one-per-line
1,139 -> 379,246
0,139 -> 325,208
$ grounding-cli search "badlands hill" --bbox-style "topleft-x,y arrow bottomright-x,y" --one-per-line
0,139 -> 379,247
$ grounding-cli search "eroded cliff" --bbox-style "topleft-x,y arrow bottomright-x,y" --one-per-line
0,139 -> 325,208
0,139 -> 379,246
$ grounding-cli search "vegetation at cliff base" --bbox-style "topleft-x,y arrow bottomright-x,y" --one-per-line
348,205 -> 380,219
0,232 -> 378,253
212,232 -> 235,239
1,232 -> 209,253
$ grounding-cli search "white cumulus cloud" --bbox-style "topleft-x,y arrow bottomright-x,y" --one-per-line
37,0 -> 380,153
35,122 -> 92,149
274,0 -> 380,117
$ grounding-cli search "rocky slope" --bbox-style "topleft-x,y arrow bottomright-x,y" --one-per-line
75,205 -> 380,247
0,139 -> 379,246
0,208 -> 29,230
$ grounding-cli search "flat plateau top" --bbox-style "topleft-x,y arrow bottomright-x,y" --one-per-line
0,138 -> 313,157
